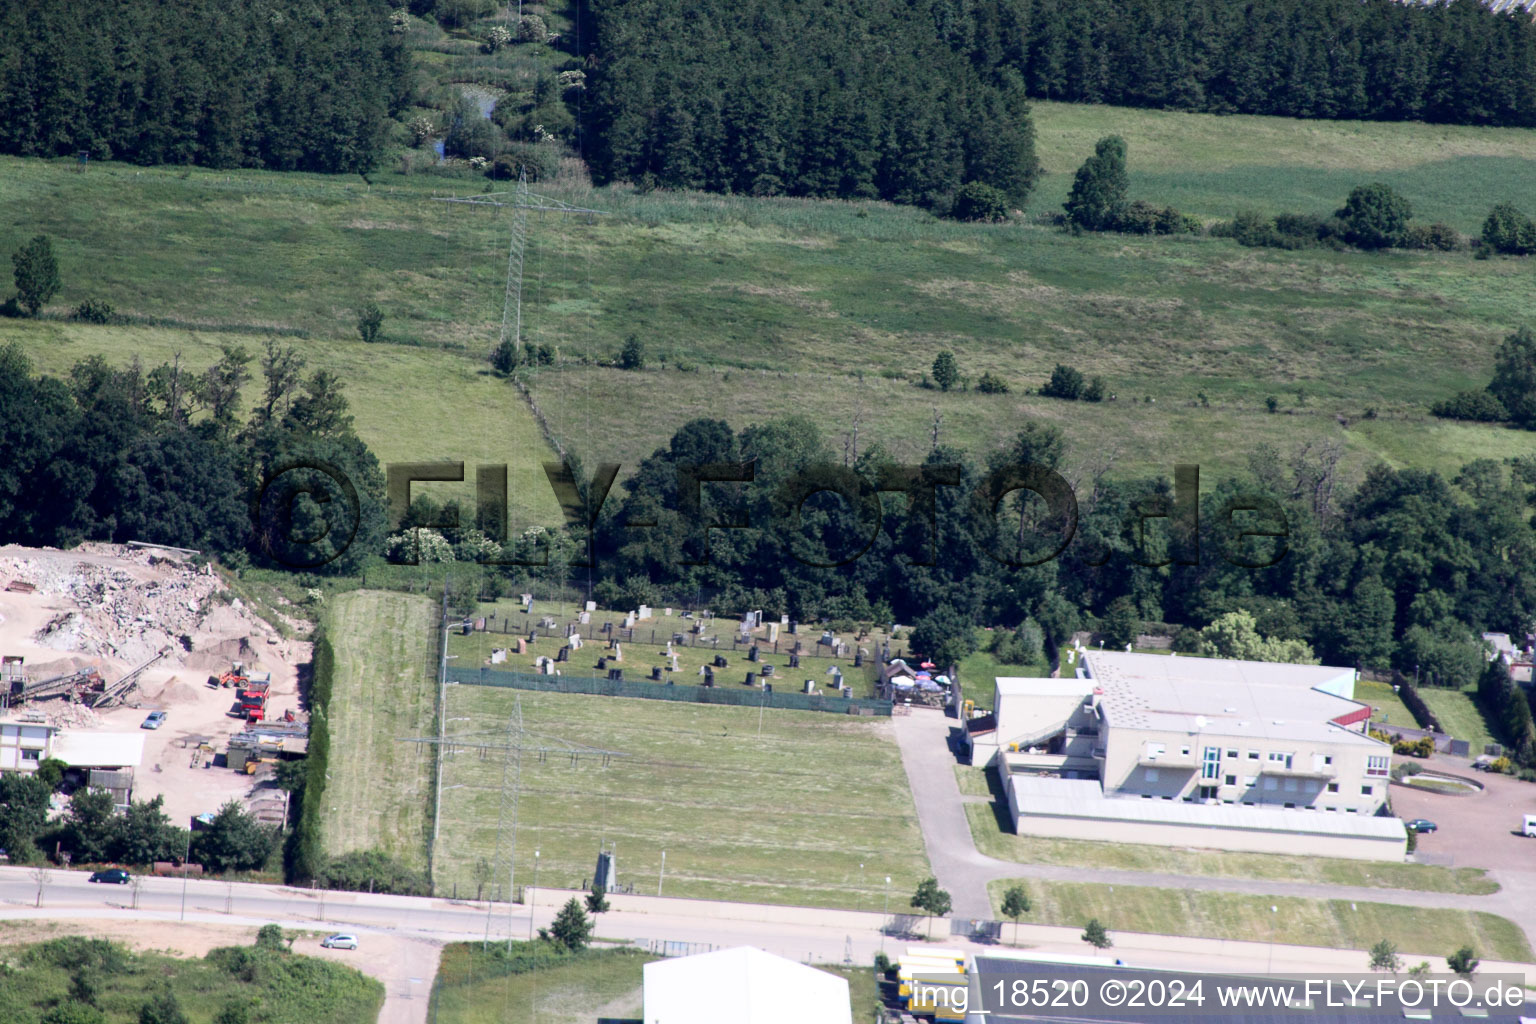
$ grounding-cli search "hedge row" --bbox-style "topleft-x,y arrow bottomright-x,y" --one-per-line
1394,672 -> 1444,736
288,626 -> 333,884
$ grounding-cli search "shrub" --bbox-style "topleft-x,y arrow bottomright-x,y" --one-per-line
1265,395 -> 1279,413
1064,136 -> 1128,232
1431,389 -> 1507,422
515,14 -> 549,42
11,234 -> 61,316
1224,210 -> 1278,248
489,144 -> 556,183
1336,183 -> 1412,250
482,24 -> 512,52
316,849 -> 431,896
71,299 -> 114,324
931,351 -> 960,391
1083,376 -> 1106,402
1273,212 -> 1328,246
1040,364 -> 1085,400
356,302 -> 383,344
1401,222 -> 1463,252
1117,200 -> 1196,235
951,181 -> 1009,223
1481,202 -> 1536,255
619,334 -> 646,370
976,372 -> 1010,394
491,338 -> 518,375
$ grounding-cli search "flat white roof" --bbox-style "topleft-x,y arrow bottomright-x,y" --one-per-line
1082,651 -> 1377,746
643,947 -> 851,1024
995,676 -> 1097,698
1009,775 -> 1405,841
51,731 -> 144,769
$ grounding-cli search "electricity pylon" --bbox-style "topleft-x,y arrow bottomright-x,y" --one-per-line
431,169 -> 605,351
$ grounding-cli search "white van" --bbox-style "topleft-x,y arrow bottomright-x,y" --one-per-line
1523,814 -> 1536,838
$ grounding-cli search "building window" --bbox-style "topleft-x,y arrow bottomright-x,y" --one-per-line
1283,778 -> 1297,792
1226,749 -> 1238,759
1145,768 -> 1159,782
1180,746 -> 1191,757
1202,746 -> 1220,780
1327,783 -> 1339,793
1268,751 -> 1294,769
1225,775 -> 1237,786
1263,777 -> 1278,791
1323,756 -> 1333,766
1248,750 -> 1260,760
1361,785 -> 1373,796
1145,742 -> 1166,760
20,749 -> 39,761
1284,802 -> 1295,808
1325,806 -> 1336,812
1366,755 -> 1389,777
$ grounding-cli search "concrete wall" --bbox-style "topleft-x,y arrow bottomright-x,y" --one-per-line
1011,810 -> 1407,862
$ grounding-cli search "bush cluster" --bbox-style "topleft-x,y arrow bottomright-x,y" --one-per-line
1040,364 -> 1105,402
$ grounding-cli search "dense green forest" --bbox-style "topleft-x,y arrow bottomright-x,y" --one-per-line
0,0 -> 409,172
577,0 -> 1536,206
0,342 -> 385,572
1011,0 -> 1536,126
581,0 -> 1040,204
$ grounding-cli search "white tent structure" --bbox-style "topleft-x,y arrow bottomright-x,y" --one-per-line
642,946 -> 852,1024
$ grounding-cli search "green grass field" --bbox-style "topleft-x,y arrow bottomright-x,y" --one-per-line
1357,679 -> 1421,731
430,946 -> 654,1024
4,99 -> 1536,503
965,800 -> 1497,896
431,686 -> 930,910
1029,101 -> 1536,233
984,880 -> 1532,963
320,590 -> 439,870
1417,686 -> 1501,754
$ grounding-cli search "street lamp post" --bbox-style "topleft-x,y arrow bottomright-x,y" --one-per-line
881,876 -> 891,954
528,850 -> 539,940
1266,905 -> 1278,973
180,832 -> 191,921
658,850 -> 666,897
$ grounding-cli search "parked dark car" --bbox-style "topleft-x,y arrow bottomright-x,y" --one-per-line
1406,819 -> 1438,833
88,869 -> 131,884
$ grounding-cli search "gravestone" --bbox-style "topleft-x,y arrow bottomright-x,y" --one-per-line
556,646 -> 569,663
747,645 -> 760,662
789,653 -> 800,668
767,623 -> 779,643
579,611 -> 591,625
585,600 -> 596,612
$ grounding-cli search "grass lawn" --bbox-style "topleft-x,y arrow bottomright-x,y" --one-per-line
957,646 -> 1049,712
1030,100 -> 1536,233
447,600 -> 886,696
5,106 -> 1536,504
984,880 -> 1532,963
1357,679 -> 1421,731
320,590 -> 439,870
966,795 -> 1496,896
430,945 -> 653,1024
0,934 -> 382,1024
431,687 -> 929,910
822,965 -> 883,1021
1417,686 -> 1501,754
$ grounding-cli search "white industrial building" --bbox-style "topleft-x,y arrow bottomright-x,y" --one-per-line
967,651 -> 1406,861
642,946 -> 852,1024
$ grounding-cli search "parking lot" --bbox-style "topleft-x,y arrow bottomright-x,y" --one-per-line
1390,756 -> 1536,871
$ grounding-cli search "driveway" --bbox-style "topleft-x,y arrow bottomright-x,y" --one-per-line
1389,756 -> 1536,871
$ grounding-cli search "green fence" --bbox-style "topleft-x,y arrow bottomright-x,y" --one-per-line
446,666 -> 892,716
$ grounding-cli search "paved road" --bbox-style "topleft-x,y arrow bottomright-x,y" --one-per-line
890,709 -> 1536,945
2,863 -> 1531,1024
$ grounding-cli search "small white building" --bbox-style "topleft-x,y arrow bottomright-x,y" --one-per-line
642,946 -> 852,1024
0,719 -> 56,771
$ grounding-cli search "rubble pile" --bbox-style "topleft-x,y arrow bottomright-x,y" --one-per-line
0,550 -> 230,666
45,703 -> 104,730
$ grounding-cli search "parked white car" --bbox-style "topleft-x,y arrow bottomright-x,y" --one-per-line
321,934 -> 358,950
1523,814 -> 1536,838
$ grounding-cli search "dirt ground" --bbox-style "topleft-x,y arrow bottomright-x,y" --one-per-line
1390,755 -> 1536,871
0,543 -> 311,829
